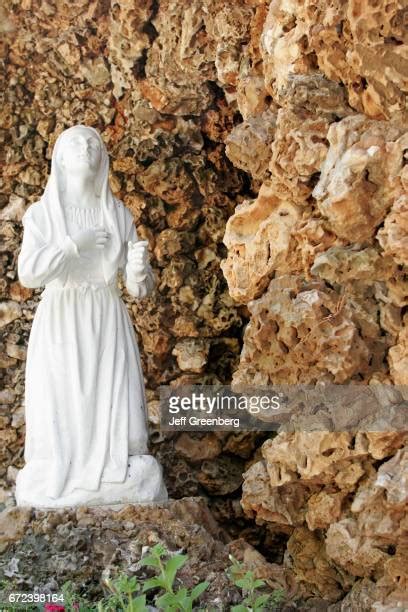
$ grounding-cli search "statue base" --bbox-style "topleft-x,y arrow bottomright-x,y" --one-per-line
15,455 -> 168,509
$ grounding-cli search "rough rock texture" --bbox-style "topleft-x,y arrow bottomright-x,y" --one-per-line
1,0 -> 408,609
0,497 -> 292,608
0,0 -> 251,524
242,433 -> 408,607
219,1 -> 408,609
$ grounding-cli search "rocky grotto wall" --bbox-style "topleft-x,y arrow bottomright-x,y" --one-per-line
1,0 -> 408,608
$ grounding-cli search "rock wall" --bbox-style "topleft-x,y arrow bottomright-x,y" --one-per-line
219,0 -> 408,608
1,0 -> 408,608
0,0 -> 255,515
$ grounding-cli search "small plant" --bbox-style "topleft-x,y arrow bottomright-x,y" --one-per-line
227,554 -> 285,612
61,580 -> 93,611
102,575 -> 147,612
18,545 -> 285,611
139,542 -> 209,611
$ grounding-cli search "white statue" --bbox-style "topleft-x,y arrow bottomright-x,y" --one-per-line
15,125 -> 168,508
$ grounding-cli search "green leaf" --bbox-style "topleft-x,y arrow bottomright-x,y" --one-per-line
252,578 -> 266,589
253,593 -> 271,608
155,592 -> 179,607
190,580 -> 209,601
113,574 -> 139,593
156,587 -> 196,612
151,543 -> 167,557
163,554 -> 188,588
130,594 -> 148,612
141,576 -> 163,592
235,576 -> 252,590
230,605 -> 248,612
270,588 -> 285,604
178,594 -> 193,611
138,554 -> 160,568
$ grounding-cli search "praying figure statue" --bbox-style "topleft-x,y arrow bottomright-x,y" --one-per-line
15,124 -> 168,508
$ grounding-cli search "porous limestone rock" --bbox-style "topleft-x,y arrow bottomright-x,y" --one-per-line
242,432 -> 408,605
107,1 -> 154,99
231,275 -> 386,386
221,184 -> 301,303
268,108 -> 330,205
172,338 -> 210,373
2,0 -> 408,607
0,302 -> 21,329
0,498 -> 241,608
225,109 -> 277,180
175,433 -> 222,463
260,0 -> 408,120
312,115 -> 408,243
0,506 -> 31,553
377,194 -> 408,266
388,313 -> 408,385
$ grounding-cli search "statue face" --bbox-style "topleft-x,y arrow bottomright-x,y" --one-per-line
60,128 -> 102,177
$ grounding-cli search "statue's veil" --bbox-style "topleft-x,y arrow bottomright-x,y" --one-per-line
38,124 -> 123,284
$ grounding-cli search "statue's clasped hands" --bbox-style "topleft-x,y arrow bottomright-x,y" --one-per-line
71,225 -> 111,251
126,240 -> 149,281
70,226 -> 150,280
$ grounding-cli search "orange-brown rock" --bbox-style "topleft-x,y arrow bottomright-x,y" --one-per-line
2,0 -> 408,607
242,431 -> 408,605
313,115 -> 407,242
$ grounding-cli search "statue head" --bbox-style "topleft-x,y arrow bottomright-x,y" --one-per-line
58,125 -> 102,176
52,125 -> 109,198
36,124 -> 127,284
